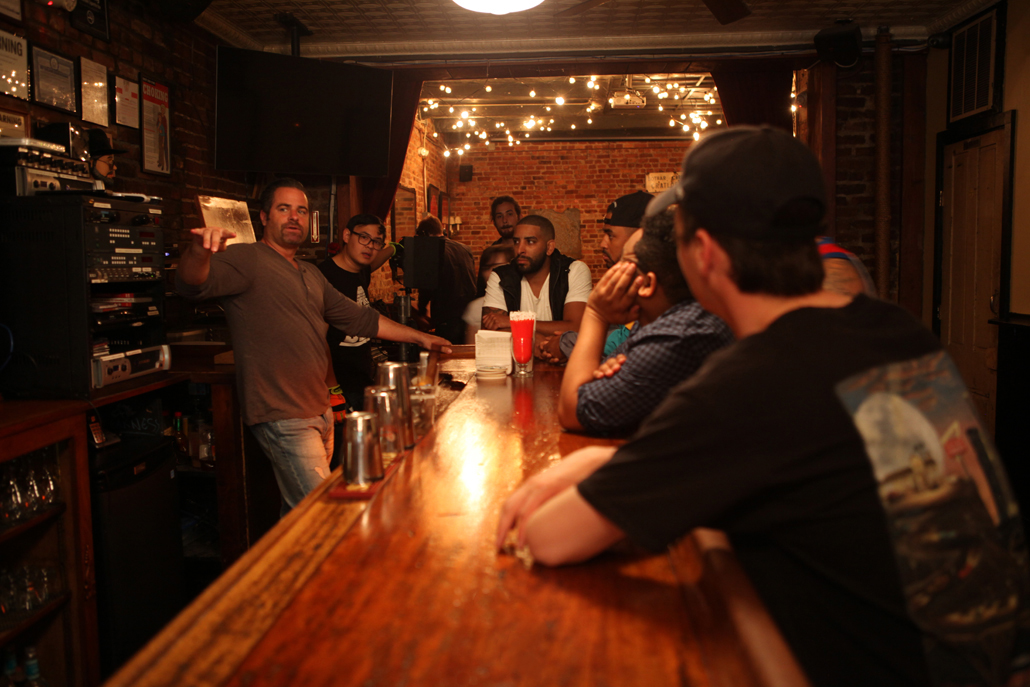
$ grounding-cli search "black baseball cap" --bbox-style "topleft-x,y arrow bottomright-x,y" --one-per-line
646,126 -> 826,241
86,128 -> 127,158
605,190 -> 653,228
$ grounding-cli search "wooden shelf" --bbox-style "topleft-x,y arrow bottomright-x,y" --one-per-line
0,592 -> 70,648
0,503 -> 66,547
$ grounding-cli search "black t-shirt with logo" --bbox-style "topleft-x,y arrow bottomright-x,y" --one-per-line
579,296 -> 1028,686
318,258 -> 375,405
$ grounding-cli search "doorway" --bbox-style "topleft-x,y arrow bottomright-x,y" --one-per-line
934,113 -> 1015,437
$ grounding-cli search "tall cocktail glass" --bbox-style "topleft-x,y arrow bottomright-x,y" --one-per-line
509,311 -> 535,377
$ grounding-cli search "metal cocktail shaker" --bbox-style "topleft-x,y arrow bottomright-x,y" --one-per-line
343,412 -> 384,485
376,362 -> 416,448
363,386 -> 404,464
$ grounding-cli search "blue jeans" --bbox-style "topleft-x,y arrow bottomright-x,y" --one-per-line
249,409 -> 333,517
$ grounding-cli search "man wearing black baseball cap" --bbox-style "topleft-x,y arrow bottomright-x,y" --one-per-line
498,127 -> 1029,686
599,190 -> 652,269
87,128 -> 127,186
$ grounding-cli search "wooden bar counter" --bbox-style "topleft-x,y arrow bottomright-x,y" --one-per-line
106,354 -> 808,687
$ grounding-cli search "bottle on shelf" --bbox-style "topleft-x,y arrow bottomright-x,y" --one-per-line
172,412 -> 189,465
22,647 -> 44,687
2,647 -> 21,687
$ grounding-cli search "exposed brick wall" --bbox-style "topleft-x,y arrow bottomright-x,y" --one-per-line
0,0 -> 252,249
834,55 -> 906,299
443,140 -> 688,281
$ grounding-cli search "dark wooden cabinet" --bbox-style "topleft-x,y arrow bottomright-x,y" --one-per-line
0,402 -> 100,687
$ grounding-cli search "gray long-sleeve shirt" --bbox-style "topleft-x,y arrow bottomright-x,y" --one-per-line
176,242 -> 379,425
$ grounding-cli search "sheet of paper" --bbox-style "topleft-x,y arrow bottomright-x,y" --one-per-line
198,196 -> 255,246
475,330 -> 512,375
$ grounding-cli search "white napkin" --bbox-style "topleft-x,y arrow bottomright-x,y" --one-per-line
475,330 -> 513,375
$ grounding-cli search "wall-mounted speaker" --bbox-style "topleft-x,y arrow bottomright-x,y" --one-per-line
459,165 -> 473,182
814,23 -> 863,69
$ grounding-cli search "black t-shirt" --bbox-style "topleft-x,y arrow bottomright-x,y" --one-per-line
579,296 -> 941,687
318,258 -> 375,397
421,238 -> 476,325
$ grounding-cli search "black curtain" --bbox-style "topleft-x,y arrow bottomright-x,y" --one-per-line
710,60 -> 794,131
362,71 -> 425,220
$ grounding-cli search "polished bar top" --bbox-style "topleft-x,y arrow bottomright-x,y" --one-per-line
106,357 -> 808,687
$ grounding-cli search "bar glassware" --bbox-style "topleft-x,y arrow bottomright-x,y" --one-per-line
509,311 -> 536,377
343,412 -> 384,486
376,362 -> 416,448
363,386 -> 404,468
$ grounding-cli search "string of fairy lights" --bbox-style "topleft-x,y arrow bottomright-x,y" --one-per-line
420,74 -> 725,158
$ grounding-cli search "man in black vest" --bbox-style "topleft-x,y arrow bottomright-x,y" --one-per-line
481,215 -> 592,336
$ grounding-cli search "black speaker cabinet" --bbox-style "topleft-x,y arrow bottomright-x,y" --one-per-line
814,23 -> 863,68
459,165 -> 473,182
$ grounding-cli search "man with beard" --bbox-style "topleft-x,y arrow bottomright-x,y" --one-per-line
177,178 -> 449,515
599,190 -> 653,269
489,195 -> 521,246
481,215 -> 591,335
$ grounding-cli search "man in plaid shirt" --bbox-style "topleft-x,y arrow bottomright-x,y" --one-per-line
556,210 -> 733,435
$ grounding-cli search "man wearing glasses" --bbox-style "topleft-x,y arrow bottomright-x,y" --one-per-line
319,214 -> 397,410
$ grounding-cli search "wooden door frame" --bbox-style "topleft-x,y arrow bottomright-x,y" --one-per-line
932,110 -> 1017,337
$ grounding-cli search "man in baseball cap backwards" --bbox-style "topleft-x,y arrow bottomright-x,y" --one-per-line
498,126 -> 1030,687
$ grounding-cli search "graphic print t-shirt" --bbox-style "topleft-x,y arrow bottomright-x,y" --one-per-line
318,258 -> 375,393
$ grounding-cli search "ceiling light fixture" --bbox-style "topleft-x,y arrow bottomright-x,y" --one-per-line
452,0 -> 545,14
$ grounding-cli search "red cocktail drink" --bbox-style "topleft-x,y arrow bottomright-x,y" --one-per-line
509,311 -> 535,376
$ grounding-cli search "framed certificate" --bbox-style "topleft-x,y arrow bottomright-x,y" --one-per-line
31,47 -> 77,114
80,56 -> 109,126
140,75 -> 170,175
0,30 -> 28,101
115,76 -> 139,128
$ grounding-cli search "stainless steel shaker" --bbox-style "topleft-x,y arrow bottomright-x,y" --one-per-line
376,361 -> 416,448
363,386 -> 404,463
343,412 -> 384,485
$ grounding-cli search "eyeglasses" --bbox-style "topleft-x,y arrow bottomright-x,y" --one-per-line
351,230 -> 386,250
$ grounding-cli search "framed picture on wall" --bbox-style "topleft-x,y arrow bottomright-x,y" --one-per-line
71,0 -> 110,42
427,184 -> 439,220
0,30 -> 28,101
79,56 -> 109,126
438,192 -> 450,224
140,75 -> 171,175
31,47 -> 77,114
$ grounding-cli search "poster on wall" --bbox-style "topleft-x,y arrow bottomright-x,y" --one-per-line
115,76 -> 138,128
0,0 -> 21,21
31,47 -> 77,114
71,0 -> 110,42
140,75 -> 170,175
80,57 -> 109,126
0,30 -> 28,100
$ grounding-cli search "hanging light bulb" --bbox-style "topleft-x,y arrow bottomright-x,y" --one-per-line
461,111 -> 469,118
452,0 -> 545,14
682,124 -> 689,132
669,119 -> 676,127
693,131 -> 700,141
555,96 -> 564,105
587,118 -> 592,124
464,143 -> 471,150
530,90 -> 536,97
716,119 -> 722,125
485,85 -> 492,92
658,104 -> 663,111
444,150 -> 451,157
457,148 -> 464,155
439,85 -> 446,91
571,124 -> 576,129
445,87 -> 452,93
569,77 -> 575,84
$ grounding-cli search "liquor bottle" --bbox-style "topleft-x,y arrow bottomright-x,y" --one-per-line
2,647 -> 21,687
172,412 -> 189,465
22,647 -> 44,687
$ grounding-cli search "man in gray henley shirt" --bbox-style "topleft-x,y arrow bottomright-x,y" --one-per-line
176,178 -> 449,514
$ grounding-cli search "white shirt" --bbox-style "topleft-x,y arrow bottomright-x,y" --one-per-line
483,260 -> 592,321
